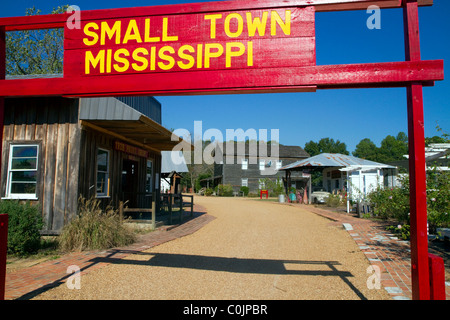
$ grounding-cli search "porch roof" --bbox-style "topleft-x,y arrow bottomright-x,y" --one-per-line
279,153 -> 396,171
79,97 -> 191,152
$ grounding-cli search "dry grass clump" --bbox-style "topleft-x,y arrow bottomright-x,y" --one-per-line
59,197 -> 136,252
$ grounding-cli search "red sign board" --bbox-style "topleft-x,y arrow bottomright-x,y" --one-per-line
64,7 -> 315,78
0,0 -> 442,97
114,141 -> 149,158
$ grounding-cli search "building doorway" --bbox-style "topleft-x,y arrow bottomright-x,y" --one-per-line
122,159 -> 139,208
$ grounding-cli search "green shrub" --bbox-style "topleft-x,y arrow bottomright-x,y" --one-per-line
325,194 -> 344,207
240,186 -> 249,196
386,224 -> 410,240
0,200 -> 43,256
59,197 -> 136,252
217,184 -> 234,197
367,170 -> 449,230
204,188 -> 214,196
259,178 -> 284,196
426,168 -> 450,231
367,185 -> 410,223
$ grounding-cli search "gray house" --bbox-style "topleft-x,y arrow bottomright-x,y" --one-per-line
213,142 -> 309,194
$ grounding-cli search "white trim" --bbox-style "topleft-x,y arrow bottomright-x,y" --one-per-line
6,144 -> 39,199
2,196 -> 38,200
96,148 -> 110,197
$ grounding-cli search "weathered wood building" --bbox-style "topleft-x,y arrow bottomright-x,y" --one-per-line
213,142 -> 310,193
1,95 -> 185,234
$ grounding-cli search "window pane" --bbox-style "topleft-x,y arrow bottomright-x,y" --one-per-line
242,159 -> 248,170
97,172 -> 107,194
276,160 -> 282,169
12,146 -> 37,158
97,149 -> 108,172
11,158 -> 37,170
11,171 -> 37,182
11,182 -> 36,194
146,160 -> 153,193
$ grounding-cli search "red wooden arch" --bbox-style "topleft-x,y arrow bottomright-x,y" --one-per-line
0,0 -> 445,300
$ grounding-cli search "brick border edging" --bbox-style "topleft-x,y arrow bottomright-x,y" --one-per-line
296,204 -> 450,300
5,205 -> 215,300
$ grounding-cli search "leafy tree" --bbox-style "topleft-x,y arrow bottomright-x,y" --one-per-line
425,136 -> 447,146
376,132 -> 408,163
353,138 -> 378,160
304,138 -> 349,156
6,6 -> 67,75
353,132 -> 409,163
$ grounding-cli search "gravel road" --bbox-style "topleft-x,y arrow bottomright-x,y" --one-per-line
34,196 -> 391,300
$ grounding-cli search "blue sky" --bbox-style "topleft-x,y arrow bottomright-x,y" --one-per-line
1,0 -> 449,153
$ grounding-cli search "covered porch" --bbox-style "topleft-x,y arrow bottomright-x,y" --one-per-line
79,97 -> 193,228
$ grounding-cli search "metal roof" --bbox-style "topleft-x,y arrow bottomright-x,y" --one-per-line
279,153 -> 396,171
215,142 -> 309,158
79,97 -> 192,152
161,151 -> 189,173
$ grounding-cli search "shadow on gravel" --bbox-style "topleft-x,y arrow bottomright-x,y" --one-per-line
90,250 -> 368,300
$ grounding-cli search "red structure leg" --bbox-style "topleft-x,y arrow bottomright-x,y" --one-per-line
428,253 -> 446,300
0,26 -> 6,301
0,214 -> 7,300
403,0 -> 434,300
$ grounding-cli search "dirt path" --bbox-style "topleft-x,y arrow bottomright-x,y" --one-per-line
34,197 -> 391,300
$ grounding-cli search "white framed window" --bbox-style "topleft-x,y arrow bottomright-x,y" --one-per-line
259,160 -> 265,171
241,159 -> 248,170
276,160 -> 282,170
6,144 -> 39,199
146,159 -> 153,193
241,178 -> 248,187
96,148 -> 110,197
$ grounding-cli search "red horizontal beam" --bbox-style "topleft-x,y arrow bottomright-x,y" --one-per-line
0,0 -> 432,31
0,60 -> 443,97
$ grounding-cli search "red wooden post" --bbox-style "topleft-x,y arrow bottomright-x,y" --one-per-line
0,214 -> 7,300
428,253 -> 446,300
0,26 -> 4,156
403,0 -> 430,300
0,26 -> 6,301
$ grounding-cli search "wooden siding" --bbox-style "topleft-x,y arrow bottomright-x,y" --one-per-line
78,125 -> 161,212
219,157 -> 305,192
1,97 -> 162,234
1,97 -> 81,233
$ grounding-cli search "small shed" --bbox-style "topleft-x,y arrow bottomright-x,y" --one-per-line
160,151 -> 189,194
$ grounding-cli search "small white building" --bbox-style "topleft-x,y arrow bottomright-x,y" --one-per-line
160,151 -> 189,193
403,143 -> 450,171
280,153 -> 397,209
